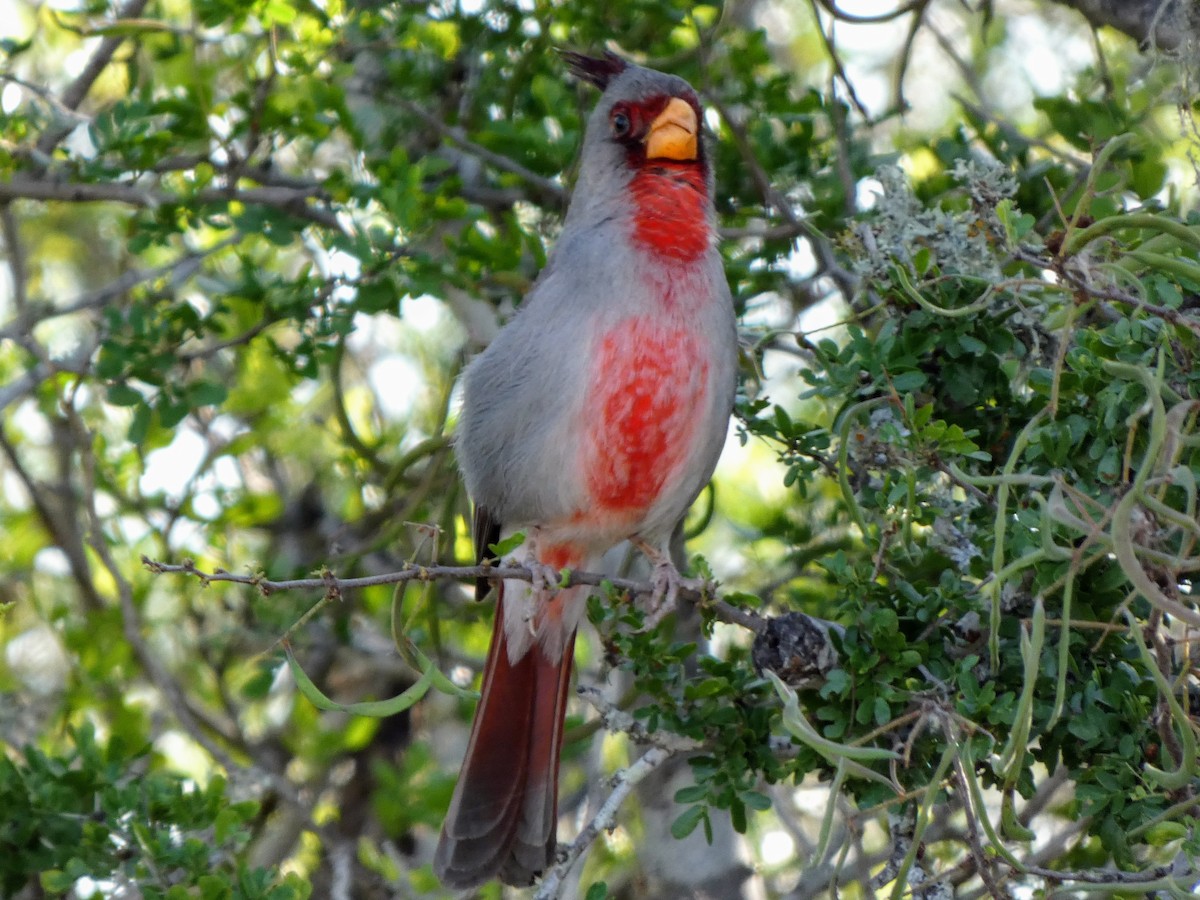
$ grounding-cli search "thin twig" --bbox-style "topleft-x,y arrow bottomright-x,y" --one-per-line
0,178 -> 342,231
144,557 -> 665,597
890,0 -> 933,115
0,424 -> 105,612
1,204 -> 29,312
813,0 -> 927,24
807,0 -> 874,121
178,316 -> 273,362
401,101 -> 567,207
532,745 -> 676,900
948,742 -> 1004,897
719,221 -> 812,242
706,95 -> 858,301
0,237 -> 238,343
33,0 -> 153,159
576,685 -> 703,750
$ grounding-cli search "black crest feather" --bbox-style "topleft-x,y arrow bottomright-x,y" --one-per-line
560,49 -> 628,91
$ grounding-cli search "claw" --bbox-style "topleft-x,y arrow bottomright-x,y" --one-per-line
502,528 -> 573,640
517,527 -> 566,603
529,560 -> 563,598
630,536 -> 705,629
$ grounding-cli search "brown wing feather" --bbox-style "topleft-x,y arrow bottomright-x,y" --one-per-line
473,504 -> 502,601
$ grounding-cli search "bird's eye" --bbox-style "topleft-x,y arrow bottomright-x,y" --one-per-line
611,109 -> 632,138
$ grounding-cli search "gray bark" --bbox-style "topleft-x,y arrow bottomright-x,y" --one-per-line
1047,0 -> 1199,51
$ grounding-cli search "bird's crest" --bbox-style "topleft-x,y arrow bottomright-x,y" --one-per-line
561,49 -> 628,91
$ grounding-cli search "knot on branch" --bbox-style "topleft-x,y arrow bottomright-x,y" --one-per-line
751,612 -> 841,688
318,567 -> 341,602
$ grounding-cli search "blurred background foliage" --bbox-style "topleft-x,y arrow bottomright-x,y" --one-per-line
1,0 -> 1198,897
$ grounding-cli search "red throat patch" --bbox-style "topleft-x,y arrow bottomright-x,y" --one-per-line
629,164 -> 710,262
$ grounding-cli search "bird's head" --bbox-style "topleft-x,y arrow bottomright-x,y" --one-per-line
561,50 -> 712,259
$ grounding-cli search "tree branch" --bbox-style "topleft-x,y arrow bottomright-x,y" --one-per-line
0,178 -> 342,231
1,204 -> 29,313
706,94 -> 859,303
400,101 -> 568,208
533,745 -> 678,900
813,0 -> 928,24
576,684 -> 704,751
0,237 -> 238,343
0,424 -> 106,613
807,0 -> 878,121
1047,0 -> 1197,51
143,556 -> 771,638
34,0 -> 153,159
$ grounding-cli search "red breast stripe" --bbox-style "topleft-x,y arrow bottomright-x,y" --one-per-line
583,316 -> 708,514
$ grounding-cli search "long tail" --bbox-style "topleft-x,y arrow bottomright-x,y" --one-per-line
433,589 -> 576,888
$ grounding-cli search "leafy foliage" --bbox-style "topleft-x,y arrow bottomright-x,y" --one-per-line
1,724 -> 308,899
0,0 -> 1198,897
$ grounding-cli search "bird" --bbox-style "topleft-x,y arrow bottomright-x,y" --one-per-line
433,50 -> 738,889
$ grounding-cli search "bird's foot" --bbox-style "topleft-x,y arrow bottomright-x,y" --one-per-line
512,528 -> 567,601
509,536 -> 569,639
630,537 -> 705,630
526,559 -> 564,601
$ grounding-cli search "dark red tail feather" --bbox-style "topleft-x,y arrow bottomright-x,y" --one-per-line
434,592 -> 576,888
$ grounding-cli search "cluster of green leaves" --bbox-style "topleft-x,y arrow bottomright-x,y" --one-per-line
586,594 -> 780,843
4,0 -> 838,893
737,104 -> 1200,875
1,724 -> 306,900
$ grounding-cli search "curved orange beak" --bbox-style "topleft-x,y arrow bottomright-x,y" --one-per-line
644,97 -> 698,162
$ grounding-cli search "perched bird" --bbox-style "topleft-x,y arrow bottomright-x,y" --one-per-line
434,51 -> 738,889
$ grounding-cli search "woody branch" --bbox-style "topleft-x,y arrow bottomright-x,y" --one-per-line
142,555 -> 769,635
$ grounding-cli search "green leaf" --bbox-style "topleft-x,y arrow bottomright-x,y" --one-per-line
730,797 -> 747,833
214,804 -> 248,845
1143,822 -> 1187,846
107,384 -> 144,406
157,394 -> 190,428
890,370 -> 926,392
670,805 -> 706,840
261,0 -> 297,25
488,531 -> 526,557
198,874 -> 232,899
0,36 -> 33,56
957,334 -> 986,355
128,402 -> 153,444
240,664 -> 277,700
873,696 -> 890,726
673,784 -> 708,804
186,379 -> 228,408
40,870 -> 74,893
741,790 -> 771,811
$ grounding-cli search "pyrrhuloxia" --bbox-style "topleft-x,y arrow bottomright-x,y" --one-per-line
434,51 -> 737,889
